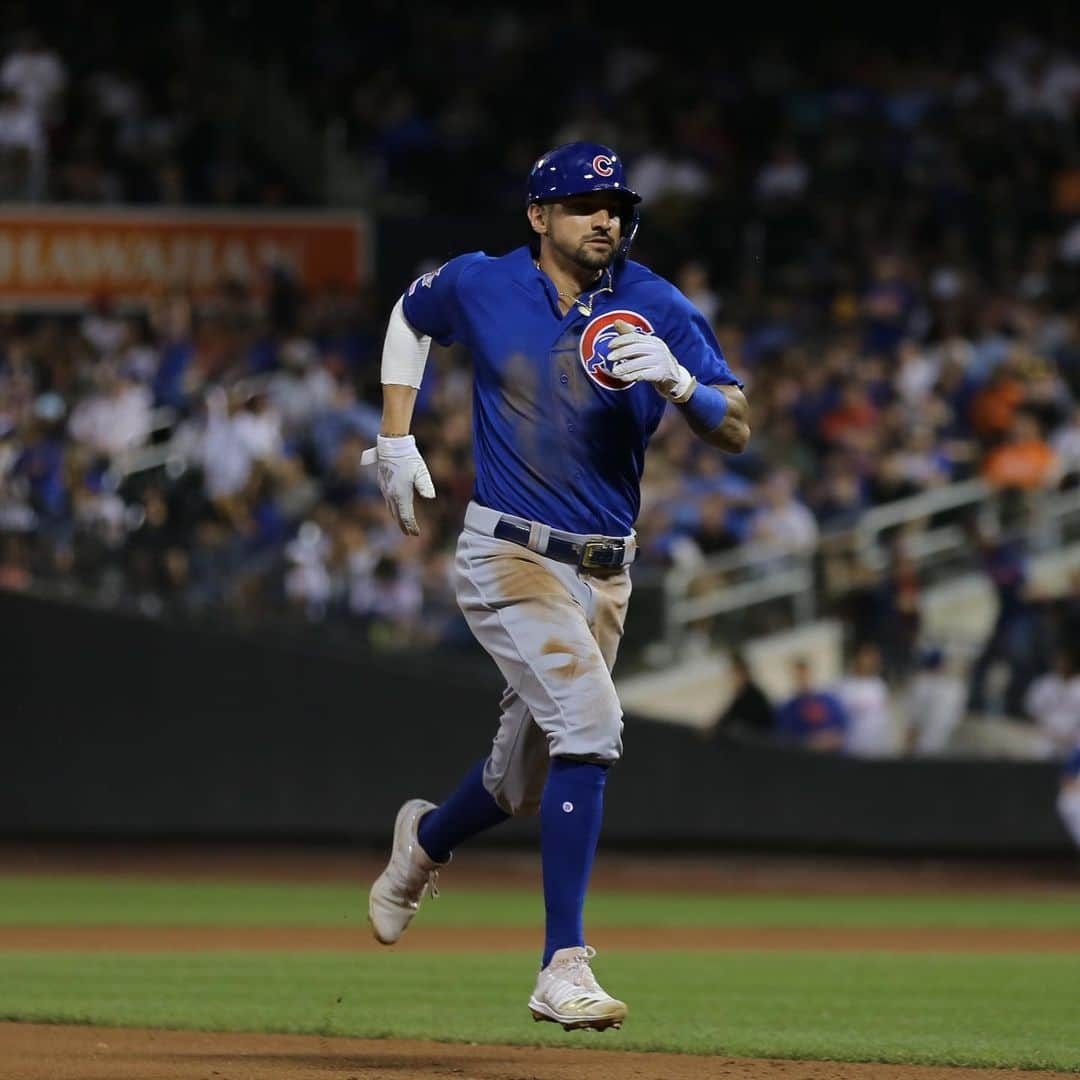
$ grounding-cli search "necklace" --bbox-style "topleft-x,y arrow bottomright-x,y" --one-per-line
536,261 -> 611,317
559,288 -> 592,315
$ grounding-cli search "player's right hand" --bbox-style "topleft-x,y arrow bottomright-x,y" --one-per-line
359,434 -> 436,536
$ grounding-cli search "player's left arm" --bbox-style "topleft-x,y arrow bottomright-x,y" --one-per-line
681,383 -> 750,453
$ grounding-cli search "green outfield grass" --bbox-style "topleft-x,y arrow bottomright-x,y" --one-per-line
2,875 -> 1080,929
1,950 -> 1078,1070
1,875 -> 1079,1070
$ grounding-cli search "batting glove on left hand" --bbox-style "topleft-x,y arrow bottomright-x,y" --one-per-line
607,319 -> 696,402
360,434 -> 436,536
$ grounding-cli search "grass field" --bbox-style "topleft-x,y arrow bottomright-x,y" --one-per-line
1,875 -> 1079,1071
4,876 -> 1080,929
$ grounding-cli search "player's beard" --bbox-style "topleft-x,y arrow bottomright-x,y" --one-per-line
545,226 -> 617,274
572,236 -> 616,272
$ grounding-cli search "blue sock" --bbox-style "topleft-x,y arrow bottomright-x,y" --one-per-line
540,758 -> 608,968
417,758 -> 509,863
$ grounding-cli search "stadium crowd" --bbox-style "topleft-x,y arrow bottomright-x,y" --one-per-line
1,8 -> 1079,757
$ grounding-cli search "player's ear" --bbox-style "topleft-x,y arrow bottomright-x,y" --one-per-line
526,202 -> 548,237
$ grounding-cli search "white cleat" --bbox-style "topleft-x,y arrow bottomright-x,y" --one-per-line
368,798 -> 447,945
528,945 -> 628,1031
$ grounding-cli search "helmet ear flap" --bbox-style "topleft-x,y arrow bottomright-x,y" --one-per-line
616,206 -> 640,264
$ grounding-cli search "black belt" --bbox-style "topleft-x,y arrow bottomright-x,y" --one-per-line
492,517 -> 632,572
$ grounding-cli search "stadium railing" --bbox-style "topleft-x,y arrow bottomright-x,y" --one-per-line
659,475 -> 1080,653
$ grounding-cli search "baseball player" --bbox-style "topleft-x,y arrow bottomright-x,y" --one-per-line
363,141 -> 749,1031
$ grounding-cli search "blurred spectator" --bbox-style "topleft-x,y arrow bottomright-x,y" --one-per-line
774,657 -> 849,752
12,395 -> 68,539
308,378 -> 381,475
1050,405 -> 1080,483
0,28 -> 66,127
904,646 -> 968,755
706,652 -> 776,743
675,259 -> 722,324
1023,645 -> 1080,760
1055,316 -> 1080,402
1058,746 -> 1080,851
980,409 -> 1061,492
754,140 -> 810,205
828,532 -> 922,686
748,467 -> 819,555
966,524 -> 1048,717
67,362 -> 153,460
970,362 -> 1027,445
283,518 -> 332,622
124,482 -> 188,612
628,138 -> 710,206
1047,568 -> 1080,651
267,339 -> 337,441
894,339 -> 939,412
0,84 -> 44,198
194,386 -> 262,506
808,454 -> 868,529
879,531 -> 923,683
689,492 -> 742,556
833,641 -> 899,758
79,295 -> 127,356
995,41 -> 1080,124
349,551 -> 424,646
0,531 -> 31,590
859,253 -> 920,357
818,378 -> 880,453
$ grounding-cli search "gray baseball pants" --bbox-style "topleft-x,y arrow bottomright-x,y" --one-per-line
454,501 -> 633,816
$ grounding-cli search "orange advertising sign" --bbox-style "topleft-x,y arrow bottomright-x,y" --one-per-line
0,208 -> 372,308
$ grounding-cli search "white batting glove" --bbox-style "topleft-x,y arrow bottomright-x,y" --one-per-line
607,319 -> 696,402
359,434 -> 436,536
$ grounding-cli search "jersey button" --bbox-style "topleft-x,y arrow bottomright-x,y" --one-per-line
559,373 -> 569,385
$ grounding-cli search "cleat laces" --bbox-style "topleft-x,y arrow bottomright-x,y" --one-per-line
553,946 -> 607,1006
393,861 -> 439,910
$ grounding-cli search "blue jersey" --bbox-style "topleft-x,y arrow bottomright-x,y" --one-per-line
775,692 -> 850,742
402,246 -> 740,535
1064,746 -> 1080,780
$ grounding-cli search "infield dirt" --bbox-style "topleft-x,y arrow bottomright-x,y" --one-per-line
5,1023 -> 1080,1080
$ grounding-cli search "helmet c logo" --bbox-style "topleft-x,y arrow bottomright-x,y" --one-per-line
579,310 -> 654,391
592,155 -> 614,177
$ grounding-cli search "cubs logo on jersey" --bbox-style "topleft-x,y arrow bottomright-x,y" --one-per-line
578,310 -> 654,391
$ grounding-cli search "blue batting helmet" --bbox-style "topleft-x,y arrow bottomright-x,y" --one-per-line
526,141 -> 641,262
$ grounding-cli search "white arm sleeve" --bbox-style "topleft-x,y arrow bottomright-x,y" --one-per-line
381,295 -> 432,389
